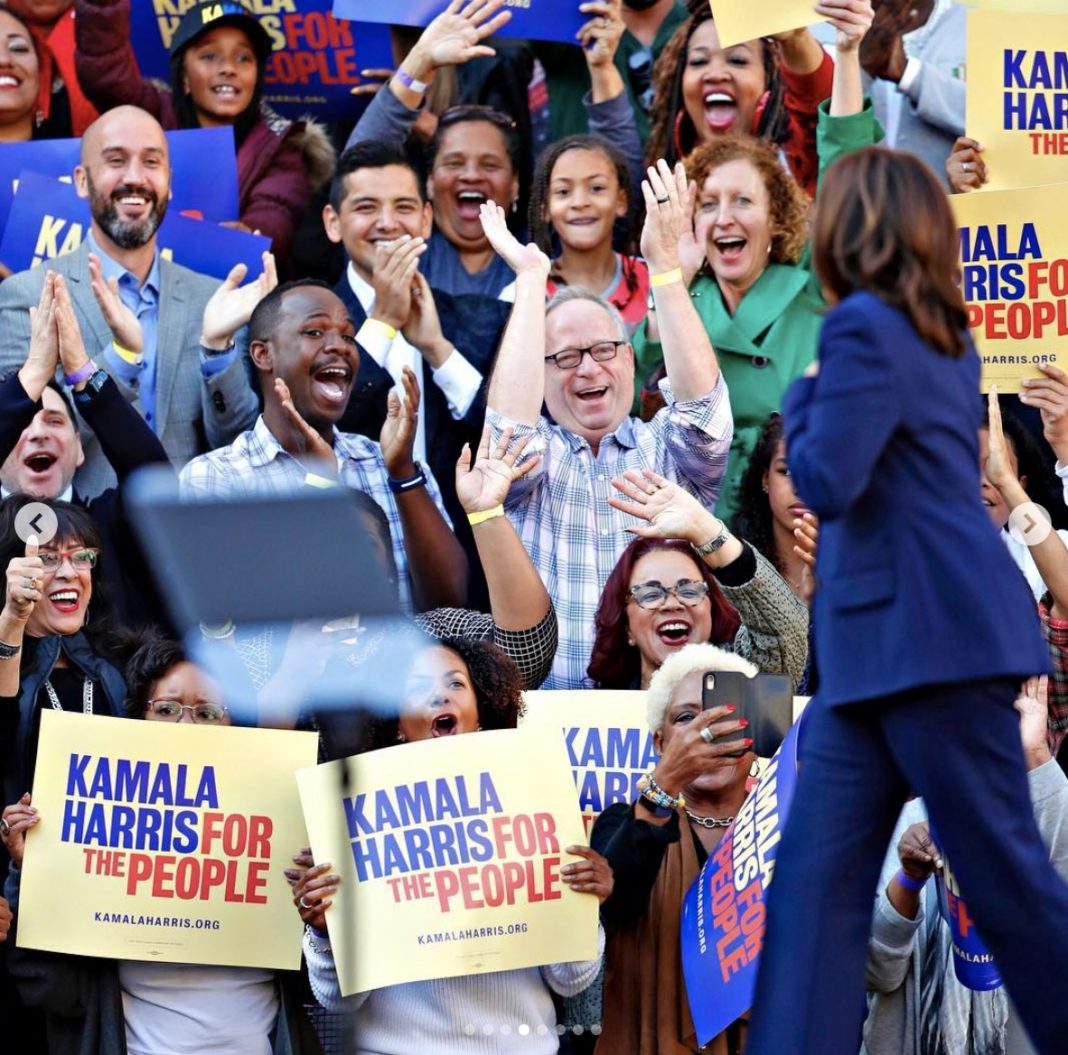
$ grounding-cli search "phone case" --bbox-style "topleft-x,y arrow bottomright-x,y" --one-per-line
701,671 -> 793,759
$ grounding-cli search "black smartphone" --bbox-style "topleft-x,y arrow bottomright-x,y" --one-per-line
701,671 -> 794,758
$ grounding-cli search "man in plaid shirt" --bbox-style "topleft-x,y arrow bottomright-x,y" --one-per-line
481,164 -> 733,688
180,280 -> 467,615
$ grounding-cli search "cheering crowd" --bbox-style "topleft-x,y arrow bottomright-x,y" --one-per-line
0,0 -> 1066,1052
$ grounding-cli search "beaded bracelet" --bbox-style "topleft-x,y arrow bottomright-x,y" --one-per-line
637,772 -> 685,811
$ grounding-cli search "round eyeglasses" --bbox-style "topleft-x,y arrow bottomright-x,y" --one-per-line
628,578 -> 710,610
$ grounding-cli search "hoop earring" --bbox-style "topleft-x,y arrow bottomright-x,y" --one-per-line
672,110 -> 688,161
751,90 -> 771,136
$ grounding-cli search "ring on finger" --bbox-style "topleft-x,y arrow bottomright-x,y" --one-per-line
298,895 -> 312,910
655,195 -> 669,204
962,161 -> 971,173
700,726 -> 716,745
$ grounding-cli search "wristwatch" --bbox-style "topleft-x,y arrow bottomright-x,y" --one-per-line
692,527 -> 730,557
71,368 -> 109,405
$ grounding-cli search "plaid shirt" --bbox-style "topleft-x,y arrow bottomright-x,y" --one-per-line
487,377 -> 732,688
179,416 -> 450,614
1039,594 -> 1068,755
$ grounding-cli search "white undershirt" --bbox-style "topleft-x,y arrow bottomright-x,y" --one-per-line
347,264 -> 483,465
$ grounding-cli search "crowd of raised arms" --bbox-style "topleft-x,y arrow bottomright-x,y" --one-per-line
0,1 -> 1065,1054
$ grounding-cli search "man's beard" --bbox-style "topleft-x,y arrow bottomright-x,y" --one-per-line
86,172 -> 168,250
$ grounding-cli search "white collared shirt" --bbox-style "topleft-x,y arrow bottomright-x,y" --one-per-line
347,264 -> 482,464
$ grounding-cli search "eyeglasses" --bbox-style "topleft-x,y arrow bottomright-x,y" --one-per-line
545,340 -> 627,371
628,578 -> 710,609
39,547 -> 99,571
146,700 -> 228,724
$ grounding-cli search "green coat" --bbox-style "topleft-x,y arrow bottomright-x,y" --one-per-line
631,101 -> 880,526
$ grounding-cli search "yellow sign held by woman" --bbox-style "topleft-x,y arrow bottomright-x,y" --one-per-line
708,0 -> 825,49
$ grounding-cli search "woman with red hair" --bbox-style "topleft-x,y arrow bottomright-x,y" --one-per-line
587,468 -> 808,690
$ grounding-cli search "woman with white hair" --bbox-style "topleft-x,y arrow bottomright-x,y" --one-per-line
590,641 -> 759,1055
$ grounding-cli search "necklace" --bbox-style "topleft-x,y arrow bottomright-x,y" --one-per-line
44,676 -> 93,715
685,808 -> 733,829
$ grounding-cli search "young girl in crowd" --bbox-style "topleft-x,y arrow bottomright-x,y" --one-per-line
529,134 -> 650,333
72,0 -> 335,272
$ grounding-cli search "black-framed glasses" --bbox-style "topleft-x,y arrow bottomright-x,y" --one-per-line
146,700 -> 228,724
545,340 -> 627,371
628,578 -> 710,610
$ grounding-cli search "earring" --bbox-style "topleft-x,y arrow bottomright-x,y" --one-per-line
395,730 -> 406,744
510,199 -> 518,215
761,485 -> 769,494
627,636 -> 636,647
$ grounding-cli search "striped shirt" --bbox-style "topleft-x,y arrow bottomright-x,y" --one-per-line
179,416 -> 450,614
487,377 -> 732,688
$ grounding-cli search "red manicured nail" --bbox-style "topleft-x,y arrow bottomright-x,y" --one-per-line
725,704 -> 736,713
739,719 -> 749,729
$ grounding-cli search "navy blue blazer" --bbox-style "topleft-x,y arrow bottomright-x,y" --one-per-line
784,292 -> 1050,706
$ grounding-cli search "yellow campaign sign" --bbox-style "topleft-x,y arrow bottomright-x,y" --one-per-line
17,711 -> 319,968
968,1 -> 1068,12
708,0 -> 825,48
521,690 -> 657,838
296,726 -> 598,995
952,183 -> 1068,392
967,9 -> 1068,191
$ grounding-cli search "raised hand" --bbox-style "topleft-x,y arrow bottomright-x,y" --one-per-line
291,854 -> 339,934
4,535 -> 43,623
21,271 -> 59,398
455,426 -> 540,513
380,367 -> 420,478
402,271 -> 453,368
816,0 -> 874,53
984,388 -> 1020,496
0,792 -> 38,869
609,468 -> 716,545
202,251 -> 278,348
1016,675 -> 1052,770
410,0 -> 511,71
1021,364 -> 1068,465
946,136 -> 988,195
792,512 -> 819,604
577,0 -> 624,69
88,252 -> 142,355
371,236 -> 425,331
479,202 -> 551,277
275,379 -> 336,476
641,159 -> 691,275
54,273 -> 90,380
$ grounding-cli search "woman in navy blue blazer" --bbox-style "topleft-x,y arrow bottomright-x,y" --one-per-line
745,148 -> 1068,1055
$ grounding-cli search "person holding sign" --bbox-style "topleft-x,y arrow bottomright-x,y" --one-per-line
634,0 -> 876,524
587,468 -> 809,691
2,633 -> 323,1055
645,0 -> 855,196
743,148 -> 1068,1055
72,0 -> 336,274
590,641 -> 757,1054
862,677 -> 1068,1055
291,636 -> 612,1053
0,496 -> 125,810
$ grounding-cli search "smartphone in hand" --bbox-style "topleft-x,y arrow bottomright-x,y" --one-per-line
701,671 -> 793,758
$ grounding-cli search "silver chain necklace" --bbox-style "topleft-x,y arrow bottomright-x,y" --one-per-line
44,676 -> 93,715
685,809 -> 733,829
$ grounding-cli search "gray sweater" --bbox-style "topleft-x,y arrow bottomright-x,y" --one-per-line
861,760 -> 1068,1055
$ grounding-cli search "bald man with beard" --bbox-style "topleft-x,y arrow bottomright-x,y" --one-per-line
0,105 -> 260,498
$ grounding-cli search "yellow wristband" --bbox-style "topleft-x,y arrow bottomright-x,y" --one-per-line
358,317 -> 398,342
467,504 -> 504,527
112,340 -> 142,365
649,268 -> 683,288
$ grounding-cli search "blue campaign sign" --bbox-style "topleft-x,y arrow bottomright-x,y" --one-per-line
333,0 -> 586,46
0,127 -> 239,237
679,722 -> 802,1047
130,0 -> 393,122
0,171 -> 271,282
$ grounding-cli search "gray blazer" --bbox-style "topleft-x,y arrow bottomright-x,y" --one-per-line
866,2 -> 966,188
0,241 -> 259,498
